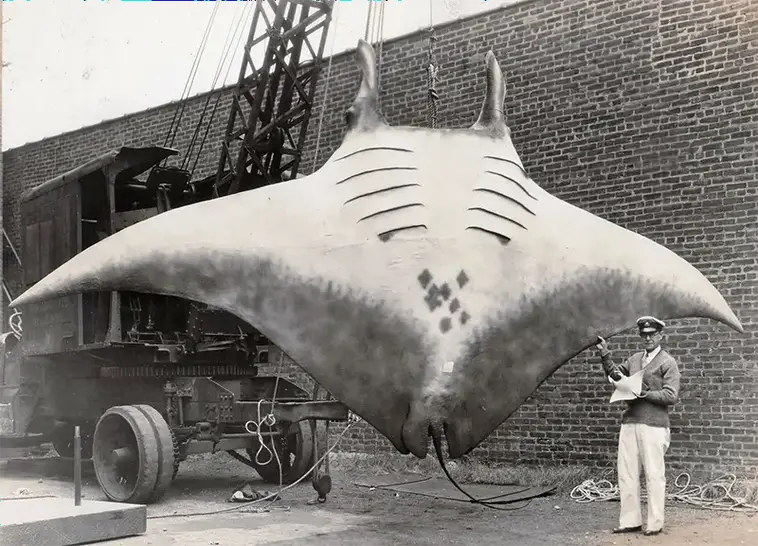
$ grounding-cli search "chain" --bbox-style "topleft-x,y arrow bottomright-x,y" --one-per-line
426,28 -> 439,129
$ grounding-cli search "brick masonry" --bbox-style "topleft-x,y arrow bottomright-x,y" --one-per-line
2,0 -> 757,475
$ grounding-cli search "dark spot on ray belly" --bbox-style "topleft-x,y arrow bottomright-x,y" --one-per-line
417,269 -> 473,334
334,146 -> 414,162
440,317 -> 452,333
129,250 -> 436,456
440,267 -> 712,458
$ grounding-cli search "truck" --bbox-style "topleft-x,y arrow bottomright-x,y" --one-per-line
0,0 -> 348,505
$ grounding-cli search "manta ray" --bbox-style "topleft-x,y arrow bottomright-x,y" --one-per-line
10,40 -> 742,463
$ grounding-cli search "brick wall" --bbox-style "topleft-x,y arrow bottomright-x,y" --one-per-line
3,0 -> 757,475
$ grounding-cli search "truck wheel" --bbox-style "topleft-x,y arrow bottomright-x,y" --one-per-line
92,405 -> 175,504
132,405 -> 177,502
247,419 -> 314,485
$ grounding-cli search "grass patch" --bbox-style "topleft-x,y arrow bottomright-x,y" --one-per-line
329,451 -> 602,494
734,479 -> 758,506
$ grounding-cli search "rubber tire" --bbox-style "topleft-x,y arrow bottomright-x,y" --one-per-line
247,419 -> 314,485
132,405 -> 176,503
92,405 -> 172,504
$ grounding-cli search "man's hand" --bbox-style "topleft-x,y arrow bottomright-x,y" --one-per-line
609,369 -> 624,381
595,336 -> 608,353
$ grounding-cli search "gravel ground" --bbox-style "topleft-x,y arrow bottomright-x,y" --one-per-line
1,452 -> 756,546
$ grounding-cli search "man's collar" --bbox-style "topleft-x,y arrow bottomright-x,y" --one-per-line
646,345 -> 662,361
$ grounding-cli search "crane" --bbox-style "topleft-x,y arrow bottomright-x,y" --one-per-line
0,0 -> 349,506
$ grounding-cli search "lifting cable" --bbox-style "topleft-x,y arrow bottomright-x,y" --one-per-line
183,2 -> 256,178
312,1 -> 342,169
162,1 -> 220,154
364,0 -> 386,98
426,0 -> 439,129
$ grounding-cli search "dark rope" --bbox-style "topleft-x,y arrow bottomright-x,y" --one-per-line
189,94 -> 225,178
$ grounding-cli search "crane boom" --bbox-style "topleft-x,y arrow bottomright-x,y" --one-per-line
214,0 -> 335,197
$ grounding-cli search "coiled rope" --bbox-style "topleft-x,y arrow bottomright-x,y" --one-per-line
243,398 -> 279,467
571,472 -> 758,512
8,309 -> 22,339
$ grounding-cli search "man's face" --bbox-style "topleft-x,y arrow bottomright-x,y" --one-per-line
640,330 -> 662,352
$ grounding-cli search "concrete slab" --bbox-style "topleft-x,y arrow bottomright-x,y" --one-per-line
103,509 -> 371,546
0,497 -> 146,546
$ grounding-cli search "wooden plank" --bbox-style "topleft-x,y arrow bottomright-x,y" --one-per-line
0,497 -> 146,546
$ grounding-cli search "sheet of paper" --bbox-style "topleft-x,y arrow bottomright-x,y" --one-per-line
608,370 -> 644,403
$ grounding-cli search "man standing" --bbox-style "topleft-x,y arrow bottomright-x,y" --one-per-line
595,316 -> 681,537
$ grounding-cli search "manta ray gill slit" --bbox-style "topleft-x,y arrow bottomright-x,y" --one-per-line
344,183 -> 422,205
482,169 -> 537,201
471,188 -> 536,216
335,166 -> 418,185
334,146 -> 414,161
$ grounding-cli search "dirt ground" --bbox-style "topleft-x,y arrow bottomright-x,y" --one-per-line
1,452 -> 756,546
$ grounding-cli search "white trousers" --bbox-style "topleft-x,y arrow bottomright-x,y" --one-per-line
617,423 -> 670,531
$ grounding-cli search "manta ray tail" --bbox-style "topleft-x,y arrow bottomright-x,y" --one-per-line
430,428 -> 538,510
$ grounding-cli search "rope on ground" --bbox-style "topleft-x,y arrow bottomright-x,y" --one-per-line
570,472 -> 758,512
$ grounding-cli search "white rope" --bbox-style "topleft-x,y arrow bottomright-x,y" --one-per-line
243,399 -> 277,466
243,351 -> 285,473
571,472 -> 758,512
8,309 -> 22,339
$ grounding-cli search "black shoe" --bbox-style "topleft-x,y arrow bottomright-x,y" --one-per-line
612,526 -> 642,534
644,529 -> 662,536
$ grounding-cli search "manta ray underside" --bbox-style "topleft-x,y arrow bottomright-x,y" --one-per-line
10,40 -> 742,460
